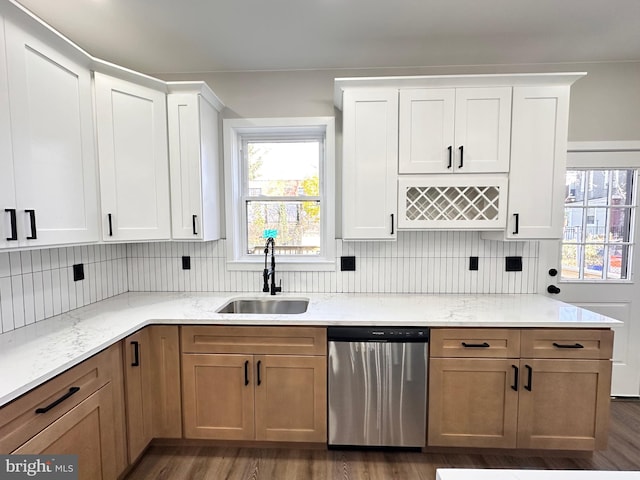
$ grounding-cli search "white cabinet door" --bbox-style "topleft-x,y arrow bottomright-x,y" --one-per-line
168,89 -> 222,241
399,88 -> 455,174
454,87 -> 512,173
399,87 -> 511,174
95,73 -> 170,241
342,88 -> 398,240
3,16 -> 99,247
0,14 -> 17,249
506,86 -> 570,239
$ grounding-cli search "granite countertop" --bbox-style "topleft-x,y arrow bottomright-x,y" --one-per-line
0,292 -> 621,407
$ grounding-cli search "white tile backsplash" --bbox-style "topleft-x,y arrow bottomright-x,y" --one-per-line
0,233 -> 539,334
0,244 -> 128,334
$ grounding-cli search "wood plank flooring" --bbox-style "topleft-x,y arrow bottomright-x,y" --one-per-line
125,399 -> 640,480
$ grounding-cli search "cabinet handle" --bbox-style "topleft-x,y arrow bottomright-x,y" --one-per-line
553,342 -> 584,349
256,360 -> 262,386
524,364 -> 533,391
192,214 -> 198,235
25,210 -> 37,240
108,213 -> 113,237
390,214 -> 394,235
4,209 -> 17,241
512,213 -> 519,235
131,341 -> 140,367
35,387 -> 80,414
511,364 -> 519,391
244,360 -> 249,386
447,146 -> 452,169
461,342 -> 490,348
458,145 -> 464,168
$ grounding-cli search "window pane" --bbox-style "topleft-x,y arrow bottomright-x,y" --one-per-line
585,207 -> 607,240
584,244 -> 605,280
565,170 -> 586,205
611,170 -> 633,205
563,207 -> 583,243
586,171 -> 609,204
608,206 -> 632,242
247,141 -> 320,197
561,244 -> 580,279
607,244 -> 630,280
246,201 -> 320,255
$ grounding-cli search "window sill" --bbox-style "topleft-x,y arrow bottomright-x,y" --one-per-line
226,259 -> 336,272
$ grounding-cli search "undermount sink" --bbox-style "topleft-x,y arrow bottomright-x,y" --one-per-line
216,298 -> 309,315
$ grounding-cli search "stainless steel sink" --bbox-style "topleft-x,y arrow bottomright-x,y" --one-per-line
216,298 -> 309,314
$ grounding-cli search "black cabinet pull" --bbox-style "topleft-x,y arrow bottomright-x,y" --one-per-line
35,387 -> 80,414
256,360 -> 262,386
25,209 -> 37,240
107,213 -> 113,237
131,341 -> 140,367
524,364 -> 533,391
511,364 -> 519,391
461,342 -> 490,348
5,209 -> 17,241
447,146 -> 452,169
553,342 -> 584,349
244,360 -> 249,386
390,214 -> 394,235
458,145 -> 464,168
192,214 -> 198,235
512,213 -> 519,235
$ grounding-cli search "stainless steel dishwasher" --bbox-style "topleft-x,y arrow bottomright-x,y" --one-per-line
327,326 -> 429,448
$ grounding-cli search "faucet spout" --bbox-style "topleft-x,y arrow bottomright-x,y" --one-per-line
262,237 -> 282,295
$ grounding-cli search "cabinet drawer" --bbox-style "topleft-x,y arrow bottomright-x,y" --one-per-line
0,343 -> 121,453
181,326 -> 327,355
520,329 -> 613,360
430,328 -> 520,358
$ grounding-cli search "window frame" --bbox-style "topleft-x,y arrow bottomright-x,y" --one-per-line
560,141 -> 640,284
223,117 -> 335,271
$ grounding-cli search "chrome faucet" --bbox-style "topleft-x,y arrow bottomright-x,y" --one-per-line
262,237 -> 282,295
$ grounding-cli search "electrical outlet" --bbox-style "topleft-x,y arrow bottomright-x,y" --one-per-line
73,263 -> 84,281
505,256 -> 523,272
469,256 -> 479,271
341,256 -> 356,271
182,256 -> 191,270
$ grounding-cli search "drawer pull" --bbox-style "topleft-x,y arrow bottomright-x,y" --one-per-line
553,342 -> 584,349
131,341 -> 140,367
461,342 -> 490,348
35,387 -> 80,414
256,360 -> 262,386
524,365 -> 533,391
244,360 -> 249,386
511,364 -> 519,391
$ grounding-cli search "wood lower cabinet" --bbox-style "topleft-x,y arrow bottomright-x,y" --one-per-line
428,328 -> 613,451
428,358 -> 519,448
12,385 -> 119,480
181,326 -> 327,443
123,326 -> 182,462
0,344 -> 126,479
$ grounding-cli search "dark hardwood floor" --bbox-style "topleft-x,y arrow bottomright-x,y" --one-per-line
125,399 -> 640,480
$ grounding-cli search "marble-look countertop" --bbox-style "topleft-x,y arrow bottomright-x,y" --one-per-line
0,292 -> 621,407
436,469 -> 640,479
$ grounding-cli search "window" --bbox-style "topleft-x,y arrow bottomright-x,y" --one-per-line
224,117 -> 335,270
562,169 -> 636,280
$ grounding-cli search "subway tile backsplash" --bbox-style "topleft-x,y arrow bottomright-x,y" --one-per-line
0,232 -> 539,334
0,245 -> 128,334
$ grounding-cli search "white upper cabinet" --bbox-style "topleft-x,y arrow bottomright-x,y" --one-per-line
505,86 -> 571,239
342,88 -> 398,240
167,83 -> 224,241
1,11 -> 99,248
399,87 -> 512,174
94,72 -> 171,242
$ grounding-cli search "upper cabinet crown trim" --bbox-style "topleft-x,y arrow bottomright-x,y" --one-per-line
166,81 -> 225,111
334,72 -> 587,109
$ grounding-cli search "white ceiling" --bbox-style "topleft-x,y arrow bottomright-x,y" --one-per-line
13,0 -> 640,74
